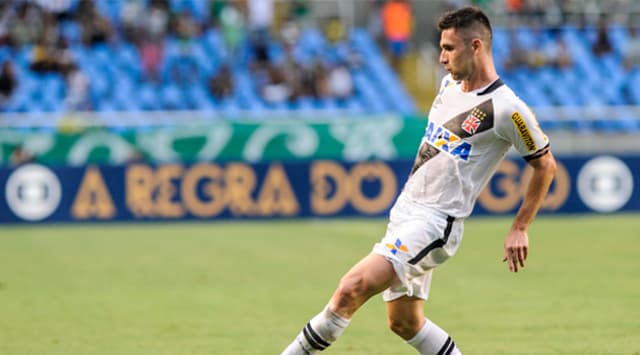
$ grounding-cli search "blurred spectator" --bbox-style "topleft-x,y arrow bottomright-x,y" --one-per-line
0,61 -> 16,105
310,59 -> 330,99
146,0 -> 170,41
247,0 -> 273,38
170,10 -> 200,84
219,2 -> 245,60
120,0 -> 145,44
33,0 -> 75,20
261,64 -> 291,104
290,0 -> 311,29
208,0 -> 227,26
41,12 -> 63,48
623,27 -> 640,70
292,56 -> 332,100
327,62 -> 353,100
548,35 -> 572,69
0,0 -> 415,114
209,64 -> 234,99
140,39 -> 163,82
76,0 -> 113,46
324,15 -> 346,44
592,18 -> 613,57
62,63 -> 90,111
529,29 -> 552,68
30,37 -> 61,73
344,45 -> 364,70
9,2 -> 44,47
505,0 -> 524,13
9,145 -> 35,166
247,0 -> 273,65
297,62 -> 315,97
503,30 -> 530,71
471,0 -> 493,11
138,1 -> 170,82
283,56 -> 305,100
173,9 -> 200,42
367,0 -> 385,46
521,0 -> 547,26
381,0 -> 413,72
0,3 -> 15,46
280,16 -> 301,52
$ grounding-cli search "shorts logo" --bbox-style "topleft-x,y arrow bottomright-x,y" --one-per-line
424,121 -> 472,161
461,108 -> 486,134
511,112 -> 537,152
386,238 -> 408,255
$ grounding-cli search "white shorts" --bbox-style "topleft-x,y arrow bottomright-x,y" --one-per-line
372,195 -> 464,302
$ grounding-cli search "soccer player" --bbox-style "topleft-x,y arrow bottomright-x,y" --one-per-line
282,6 -> 557,355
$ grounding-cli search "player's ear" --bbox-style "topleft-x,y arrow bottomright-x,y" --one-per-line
471,38 -> 482,52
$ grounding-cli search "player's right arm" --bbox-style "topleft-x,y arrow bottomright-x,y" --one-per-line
503,150 -> 556,272
495,101 -> 556,272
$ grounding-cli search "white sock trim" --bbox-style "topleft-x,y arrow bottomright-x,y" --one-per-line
407,318 -> 432,346
323,305 -> 350,329
406,318 -> 461,355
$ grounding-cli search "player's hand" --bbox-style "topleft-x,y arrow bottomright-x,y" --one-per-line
502,229 -> 529,272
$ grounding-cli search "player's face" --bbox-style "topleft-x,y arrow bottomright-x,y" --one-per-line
439,28 -> 475,81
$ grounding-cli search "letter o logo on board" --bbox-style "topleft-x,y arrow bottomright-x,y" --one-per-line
577,156 -> 633,213
5,164 -> 62,221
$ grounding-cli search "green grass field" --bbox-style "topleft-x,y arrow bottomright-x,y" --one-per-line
0,215 -> 638,355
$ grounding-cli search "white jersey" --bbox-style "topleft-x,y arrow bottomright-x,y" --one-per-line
400,74 -> 550,218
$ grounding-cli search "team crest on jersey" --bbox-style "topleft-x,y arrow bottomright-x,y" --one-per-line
386,238 -> 409,255
424,121 -> 472,161
461,108 -> 487,134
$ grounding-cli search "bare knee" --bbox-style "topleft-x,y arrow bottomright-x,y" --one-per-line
335,274 -> 366,301
388,316 -> 423,340
331,274 -> 371,314
330,253 -> 397,317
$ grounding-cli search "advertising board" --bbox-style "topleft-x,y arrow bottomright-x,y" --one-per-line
1,155 -> 637,224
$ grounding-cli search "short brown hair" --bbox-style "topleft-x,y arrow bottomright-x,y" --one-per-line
437,6 -> 492,45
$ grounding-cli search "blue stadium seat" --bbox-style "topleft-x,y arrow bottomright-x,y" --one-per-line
137,83 -> 161,111
218,97 -> 242,118
113,43 -> 143,80
1,10 -> 414,117
342,97 -> 365,114
170,0 -> 209,22
94,1 -> 121,25
60,20 -> 82,44
182,83 -> 214,111
300,28 -> 327,53
160,83 -> 187,110
203,28 -> 229,62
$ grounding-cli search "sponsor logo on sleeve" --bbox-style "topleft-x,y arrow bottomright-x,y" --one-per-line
511,112 -> 537,152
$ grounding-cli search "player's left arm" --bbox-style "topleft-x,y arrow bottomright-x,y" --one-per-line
503,150 -> 557,272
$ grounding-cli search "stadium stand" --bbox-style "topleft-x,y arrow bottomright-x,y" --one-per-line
0,0 -> 415,118
0,0 -> 639,133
